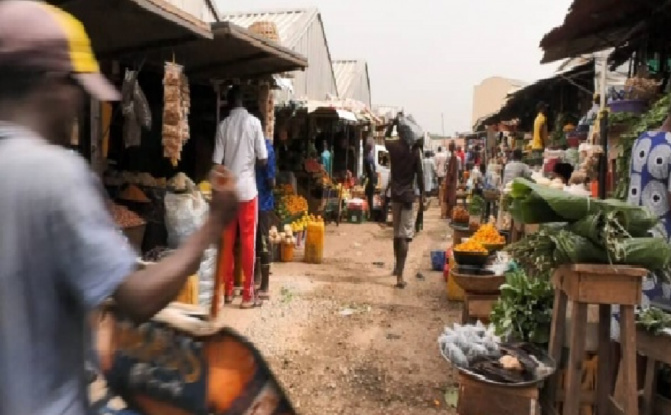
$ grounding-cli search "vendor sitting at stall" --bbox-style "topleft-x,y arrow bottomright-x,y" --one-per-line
552,162 -> 574,185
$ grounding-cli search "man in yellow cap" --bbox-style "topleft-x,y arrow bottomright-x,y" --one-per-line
0,2 -> 239,414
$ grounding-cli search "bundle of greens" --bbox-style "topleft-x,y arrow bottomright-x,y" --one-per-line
509,178 -> 658,232
491,268 -> 554,345
506,223 -> 671,271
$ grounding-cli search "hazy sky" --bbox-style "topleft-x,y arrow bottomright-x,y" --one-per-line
217,0 -> 573,134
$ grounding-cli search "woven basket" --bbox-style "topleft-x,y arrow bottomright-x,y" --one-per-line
248,21 -> 280,43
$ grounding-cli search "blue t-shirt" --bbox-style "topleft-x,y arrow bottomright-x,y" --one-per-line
321,149 -> 332,176
0,124 -> 137,415
256,138 -> 276,212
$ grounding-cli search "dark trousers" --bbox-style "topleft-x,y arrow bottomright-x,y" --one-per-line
255,210 -> 271,291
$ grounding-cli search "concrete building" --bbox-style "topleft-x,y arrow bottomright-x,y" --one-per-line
221,8 -> 338,102
332,60 -> 371,108
471,76 -> 527,129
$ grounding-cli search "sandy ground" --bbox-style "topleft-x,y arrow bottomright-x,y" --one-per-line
93,204 -> 460,414
219,205 -> 460,414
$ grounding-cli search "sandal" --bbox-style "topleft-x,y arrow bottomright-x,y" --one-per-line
240,300 -> 261,309
224,295 -> 234,304
395,280 -> 407,289
258,291 -> 270,300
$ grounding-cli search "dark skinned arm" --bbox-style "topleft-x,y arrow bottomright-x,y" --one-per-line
114,171 -> 238,322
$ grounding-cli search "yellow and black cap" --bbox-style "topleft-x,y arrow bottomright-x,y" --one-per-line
0,0 -> 120,101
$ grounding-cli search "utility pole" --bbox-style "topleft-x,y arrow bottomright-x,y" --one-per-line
441,113 -> 445,137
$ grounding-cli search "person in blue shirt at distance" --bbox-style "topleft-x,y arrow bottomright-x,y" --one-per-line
255,115 -> 277,301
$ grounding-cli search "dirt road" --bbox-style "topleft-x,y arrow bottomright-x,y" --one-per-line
221,206 -> 460,414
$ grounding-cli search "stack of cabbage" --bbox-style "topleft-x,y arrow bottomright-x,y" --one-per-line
506,178 -> 671,270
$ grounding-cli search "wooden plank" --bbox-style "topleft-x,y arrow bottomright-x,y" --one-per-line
596,304 -> 612,415
636,329 -> 671,363
573,273 -> 641,305
641,358 -> 659,415
619,305 -> 639,415
558,264 -> 648,277
563,302 -> 588,415
457,374 -> 540,415
543,289 -> 568,410
653,394 -> 671,415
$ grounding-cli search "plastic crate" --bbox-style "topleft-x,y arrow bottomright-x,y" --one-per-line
347,209 -> 365,224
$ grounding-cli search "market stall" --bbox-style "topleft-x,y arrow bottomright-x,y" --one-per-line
437,173 -> 671,414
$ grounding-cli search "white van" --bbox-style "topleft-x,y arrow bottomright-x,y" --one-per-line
375,144 -> 390,191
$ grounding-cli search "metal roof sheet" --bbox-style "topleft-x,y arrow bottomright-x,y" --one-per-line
332,60 -> 368,101
220,8 -> 319,49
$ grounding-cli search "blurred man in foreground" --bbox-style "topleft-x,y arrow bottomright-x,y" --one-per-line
0,2 -> 239,414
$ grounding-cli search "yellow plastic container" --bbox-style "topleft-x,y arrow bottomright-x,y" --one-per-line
281,243 -> 294,262
175,274 -> 199,305
446,255 -> 465,301
305,220 -> 324,264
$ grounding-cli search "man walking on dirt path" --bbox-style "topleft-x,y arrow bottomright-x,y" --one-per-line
213,85 -> 268,309
384,115 -> 424,288
0,2 -> 240,414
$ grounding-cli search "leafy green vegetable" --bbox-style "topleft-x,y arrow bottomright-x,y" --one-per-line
468,195 -> 485,216
491,269 -> 554,345
636,307 -> 671,335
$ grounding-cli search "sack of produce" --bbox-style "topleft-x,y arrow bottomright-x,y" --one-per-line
397,113 -> 424,146
164,178 -> 208,248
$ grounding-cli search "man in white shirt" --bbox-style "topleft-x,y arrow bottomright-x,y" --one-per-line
434,146 -> 447,185
213,86 -> 268,309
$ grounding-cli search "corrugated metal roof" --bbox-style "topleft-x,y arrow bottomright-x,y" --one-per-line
220,8 -> 319,49
332,60 -> 369,103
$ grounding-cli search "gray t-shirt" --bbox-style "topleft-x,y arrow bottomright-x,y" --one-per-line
0,124 -> 137,415
502,161 -> 532,187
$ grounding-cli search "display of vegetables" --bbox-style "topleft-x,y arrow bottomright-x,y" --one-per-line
269,225 -> 296,245
506,178 -> 671,273
636,307 -> 671,335
454,239 -> 488,254
452,206 -> 469,223
278,194 -> 308,217
490,268 -> 554,345
110,203 -> 145,228
472,223 -> 505,245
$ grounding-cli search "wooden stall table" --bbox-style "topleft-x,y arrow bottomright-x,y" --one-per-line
543,264 -> 647,415
451,271 -> 505,324
449,222 -> 473,245
457,372 -> 541,415
637,328 -> 671,415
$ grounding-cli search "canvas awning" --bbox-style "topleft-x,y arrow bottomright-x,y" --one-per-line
49,0 -> 213,58
138,21 -> 307,80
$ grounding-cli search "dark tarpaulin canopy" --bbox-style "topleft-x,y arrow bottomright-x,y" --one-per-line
49,0 -> 213,58
473,61 -> 594,131
538,0 -> 670,64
